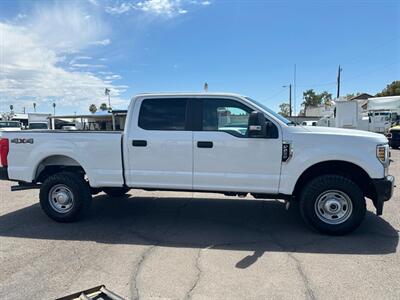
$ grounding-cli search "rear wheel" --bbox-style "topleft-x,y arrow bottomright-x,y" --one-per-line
103,187 -> 130,197
299,175 -> 366,235
39,172 -> 92,222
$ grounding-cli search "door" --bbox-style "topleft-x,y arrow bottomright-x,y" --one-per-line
193,98 -> 282,193
125,97 -> 193,189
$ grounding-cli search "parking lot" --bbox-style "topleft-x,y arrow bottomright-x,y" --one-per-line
0,150 -> 399,300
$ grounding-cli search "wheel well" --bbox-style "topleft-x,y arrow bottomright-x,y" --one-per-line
35,155 -> 86,183
293,160 -> 375,200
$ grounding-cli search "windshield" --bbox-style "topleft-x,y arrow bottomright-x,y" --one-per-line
244,97 -> 293,125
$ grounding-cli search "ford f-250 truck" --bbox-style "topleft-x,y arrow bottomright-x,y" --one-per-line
0,93 -> 395,235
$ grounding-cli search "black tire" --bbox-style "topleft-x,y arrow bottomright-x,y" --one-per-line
103,187 -> 130,197
39,172 -> 92,222
299,175 -> 366,235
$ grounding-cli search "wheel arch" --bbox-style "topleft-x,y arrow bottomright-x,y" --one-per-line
292,160 -> 375,200
34,155 -> 88,183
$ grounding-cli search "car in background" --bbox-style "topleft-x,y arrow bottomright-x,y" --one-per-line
61,125 -> 77,130
29,122 -> 48,130
0,121 -> 21,131
387,125 -> 400,149
301,120 -> 317,126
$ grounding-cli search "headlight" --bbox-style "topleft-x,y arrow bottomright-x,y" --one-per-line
376,144 -> 389,165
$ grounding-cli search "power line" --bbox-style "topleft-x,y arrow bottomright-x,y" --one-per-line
264,88 -> 287,102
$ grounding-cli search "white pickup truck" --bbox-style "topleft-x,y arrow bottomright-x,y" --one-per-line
0,93 -> 395,235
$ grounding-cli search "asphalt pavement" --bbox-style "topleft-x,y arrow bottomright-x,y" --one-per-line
1,150 -> 399,299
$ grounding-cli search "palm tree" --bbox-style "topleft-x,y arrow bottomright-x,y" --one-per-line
9,105 -> 14,112
99,103 -> 108,111
89,104 -> 97,114
52,103 -> 56,115
33,102 -> 37,112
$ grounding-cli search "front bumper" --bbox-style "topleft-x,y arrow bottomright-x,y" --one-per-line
0,167 -> 8,181
372,175 -> 395,215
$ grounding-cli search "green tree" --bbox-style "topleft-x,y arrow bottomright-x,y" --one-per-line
89,104 -> 97,114
302,89 -> 333,108
278,103 -> 291,117
99,103 -> 108,111
302,89 -> 322,108
376,81 -> 400,97
321,91 -> 333,105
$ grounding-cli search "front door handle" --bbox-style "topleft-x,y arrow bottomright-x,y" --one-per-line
197,141 -> 213,148
132,140 -> 147,147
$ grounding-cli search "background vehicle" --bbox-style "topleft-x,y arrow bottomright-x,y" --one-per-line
0,93 -> 394,235
301,121 -> 317,126
29,122 -> 48,130
0,121 -> 21,131
388,125 -> 400,149
61,125 -> 77,130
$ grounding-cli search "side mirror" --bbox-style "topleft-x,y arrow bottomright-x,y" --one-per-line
248,111 -> 266,138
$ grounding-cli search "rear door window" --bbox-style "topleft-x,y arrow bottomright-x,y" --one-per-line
138,98 -> 188,130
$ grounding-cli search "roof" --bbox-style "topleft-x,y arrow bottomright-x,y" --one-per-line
134,92 -> 247,98
367,95 -> 400,101
49,110 -> 127,119
349,93 -> 373,100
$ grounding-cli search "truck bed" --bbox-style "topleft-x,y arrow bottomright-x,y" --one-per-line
3,130 -> 124,187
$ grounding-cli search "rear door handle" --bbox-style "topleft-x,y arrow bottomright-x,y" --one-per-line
132,140 -> 147,147
197,141 -> 213,148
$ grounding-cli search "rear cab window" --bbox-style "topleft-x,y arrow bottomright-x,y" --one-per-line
138,98 -> 189,131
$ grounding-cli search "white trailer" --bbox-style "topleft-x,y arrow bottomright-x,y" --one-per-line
28,113 -> 51,129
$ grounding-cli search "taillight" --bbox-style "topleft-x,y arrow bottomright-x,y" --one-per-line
0,138 -> 9,167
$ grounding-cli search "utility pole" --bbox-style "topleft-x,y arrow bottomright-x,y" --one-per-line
337,65 -> 342,99
293,64 -> 296,116
289,84 -> 292,117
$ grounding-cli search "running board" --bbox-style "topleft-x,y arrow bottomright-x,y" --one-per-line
11,183 -> 41,191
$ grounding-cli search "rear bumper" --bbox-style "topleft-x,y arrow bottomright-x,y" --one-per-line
0,167 -> 8,180
372,175 -> 395,215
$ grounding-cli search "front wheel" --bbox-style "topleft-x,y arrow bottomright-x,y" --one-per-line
299,175 -> 366,235
39,172 -> 92,222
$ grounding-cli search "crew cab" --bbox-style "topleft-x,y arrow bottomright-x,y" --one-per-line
0,93 -> 395,235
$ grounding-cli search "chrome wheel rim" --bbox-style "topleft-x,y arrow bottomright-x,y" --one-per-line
314,190 -> 353,225
48,184 -> 74,214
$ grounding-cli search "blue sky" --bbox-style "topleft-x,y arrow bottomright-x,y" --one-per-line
0,0 -> 399,115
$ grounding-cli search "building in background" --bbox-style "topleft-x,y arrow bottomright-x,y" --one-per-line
49,110 -> 127,131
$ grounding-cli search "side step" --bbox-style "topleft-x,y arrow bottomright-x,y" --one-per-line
11,182 -> 41,191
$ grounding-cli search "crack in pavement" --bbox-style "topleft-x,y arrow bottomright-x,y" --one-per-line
184,248 -> 202,300
288,252 -> 317,300
131,245 -> 157,300
129,198 -> 192,300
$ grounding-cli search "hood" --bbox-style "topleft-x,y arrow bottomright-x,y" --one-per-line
288,125 -> 388,143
